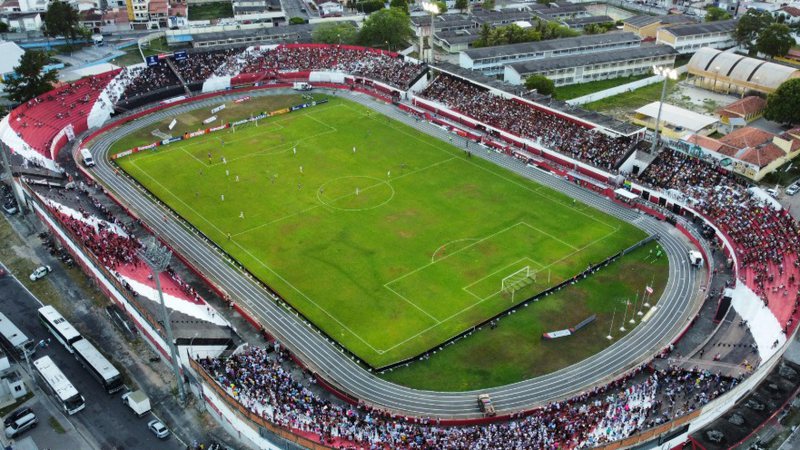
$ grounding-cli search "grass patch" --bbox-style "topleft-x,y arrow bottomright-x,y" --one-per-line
188,1 -> 234,20
381,241 -> 668,390
48,415 -> 66,434
0,392 -> 34,417
115,95 -> 650,368
555,74 -> 651,100
582,75 -> 685,113
760,159 -> 800,187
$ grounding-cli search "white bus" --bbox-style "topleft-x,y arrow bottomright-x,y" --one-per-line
38,306 -> 82,353
0,312 -> 36,359
72,339 -> 124,394
33,356 -> 86,415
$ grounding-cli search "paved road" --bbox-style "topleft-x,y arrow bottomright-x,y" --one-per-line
281,0 -> 310,21
84,88 -> 702,418
0,263 -> 184,450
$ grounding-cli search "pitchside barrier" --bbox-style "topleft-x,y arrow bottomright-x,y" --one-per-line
375,234 -> 659,373
111,98 -> 329,160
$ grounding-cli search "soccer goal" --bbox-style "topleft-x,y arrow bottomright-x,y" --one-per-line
501,266 -> 536,301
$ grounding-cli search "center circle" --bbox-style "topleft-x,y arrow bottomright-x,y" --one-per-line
317,176 -> 395,211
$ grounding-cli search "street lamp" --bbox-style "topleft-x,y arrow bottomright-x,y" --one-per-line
650,65 -> 678,155
422,1 -> 440,64
138,237 -> 186,405
713,65 -> 720,91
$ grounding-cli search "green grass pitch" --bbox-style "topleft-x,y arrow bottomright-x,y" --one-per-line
116,96 -> 648,367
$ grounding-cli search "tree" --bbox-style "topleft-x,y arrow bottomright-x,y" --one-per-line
289,17 -> 307,24
734,9 -> 774,52
43,0 -> 83,44
524,74 -> 555,96
756,23 -> 794,59
0,21 -> 9,33
358,8 -> 412,51
312,21 -> 358,44
455,0 -> 468,12
536,0 -> 552,4
705,6 -> 731,22
3,50 -> 58,103
389,0 -> 409,14
356,0 -> 384,13
482,0 -> 495,10
764,78 -> 800,125
436,1 -> 447,13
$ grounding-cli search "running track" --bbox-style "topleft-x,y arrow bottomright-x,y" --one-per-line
85,88 -> 702,418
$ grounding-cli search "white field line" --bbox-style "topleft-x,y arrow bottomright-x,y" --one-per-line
384,284 -> 442,324
341,103 -> 619,233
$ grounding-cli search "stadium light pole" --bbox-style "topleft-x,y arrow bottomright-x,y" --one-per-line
138,237 -> 187,406
650,66 -> 678,155
422,1 -> 440,64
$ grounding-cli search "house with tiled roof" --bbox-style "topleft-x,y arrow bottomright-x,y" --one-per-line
716,96 -> 767,130
777,6 -> 800,24
677,127 -> 800,180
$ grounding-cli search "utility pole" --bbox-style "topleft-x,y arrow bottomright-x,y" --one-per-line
138,237 -> 186,405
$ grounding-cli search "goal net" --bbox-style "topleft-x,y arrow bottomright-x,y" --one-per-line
501,266 -> 535,300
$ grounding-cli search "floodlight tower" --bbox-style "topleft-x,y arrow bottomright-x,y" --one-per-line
422,1 -> 440,64
650,66 -> 678,155
138,237 -> 186,405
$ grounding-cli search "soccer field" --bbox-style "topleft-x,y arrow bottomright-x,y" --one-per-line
116,96 -> 648,367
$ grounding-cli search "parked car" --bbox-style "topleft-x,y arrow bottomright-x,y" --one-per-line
2,200 -> 18,215
478,393 -> 496,417
766,188 -> 779,198
786,183 -> 800,196
29,265 -> 51,281
3,407 -> 33,428
147,419 -> 170,439
4,412 -> 37,438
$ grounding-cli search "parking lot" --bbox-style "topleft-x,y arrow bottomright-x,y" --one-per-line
0,261 -> 184,450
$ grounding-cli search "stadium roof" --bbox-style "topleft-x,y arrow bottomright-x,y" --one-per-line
463,32 -> 640,60
660,19 -> 737,37
635,102 -> 719,132
507,45 -> 676,74
688,47 -> 800,91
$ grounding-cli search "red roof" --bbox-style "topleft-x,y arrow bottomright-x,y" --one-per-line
719,126 -> 774,150
717,96 -> 766,119
781,6 -> 800,17
739,143 -> 786,167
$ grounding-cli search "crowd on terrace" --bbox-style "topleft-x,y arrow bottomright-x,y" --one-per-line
199,346 -> 735,449
635,148 -> 800,331
117,45 -> 425,102
8,71 -> 120,155
419,74 -> 632,171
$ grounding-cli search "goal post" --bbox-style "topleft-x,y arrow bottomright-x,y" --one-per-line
501,266 -> 535,301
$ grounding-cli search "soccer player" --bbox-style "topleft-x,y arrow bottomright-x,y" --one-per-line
220,194 -> 225,201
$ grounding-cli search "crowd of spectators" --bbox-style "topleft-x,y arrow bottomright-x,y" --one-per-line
53,207 -> 140,270
199,346 -> 735,449
116,44 -> 426,102
419,74 -> 632,171
635,148 -> 800,330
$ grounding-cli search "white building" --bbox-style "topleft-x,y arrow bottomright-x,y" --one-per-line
0,41 -> 25,84
656,19 -> 738,54
459,32 -> 642,76
504,45 -> 677,86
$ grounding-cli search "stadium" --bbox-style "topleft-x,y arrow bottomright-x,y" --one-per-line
1,43 -> 798,449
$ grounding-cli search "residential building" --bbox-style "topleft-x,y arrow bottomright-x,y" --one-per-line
504,45 -> 677,86
434,30 -> 480,53
716,96 -> 767,131
232,0 -> 280,21
656,19 -> 738,54
687,47 -> 800,95
0,40 -> 25,84
622,14 -> 697,39
776,6 -> 800,24
1,11 -> 41,31
460,32 -> 641,75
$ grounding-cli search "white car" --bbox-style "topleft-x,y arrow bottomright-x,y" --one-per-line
29,266 -> 51,281
786,183 -> 800,196
147,419 -> 170,439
